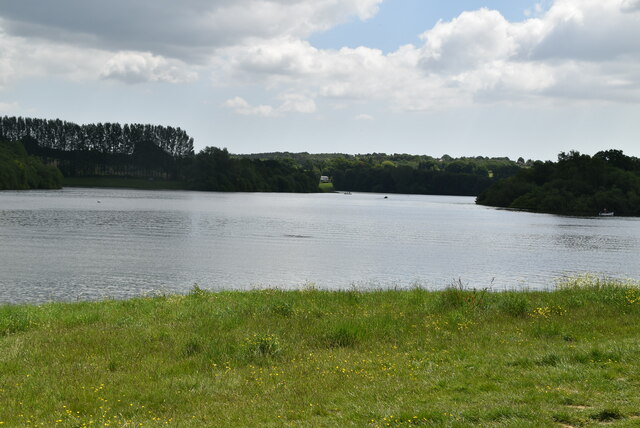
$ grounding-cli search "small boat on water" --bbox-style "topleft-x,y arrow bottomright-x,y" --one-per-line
598,209 -> 614,216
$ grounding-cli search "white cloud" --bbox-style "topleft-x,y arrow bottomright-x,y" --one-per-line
0,21 -> 196,86
0,1 -> 381,87
418,9 -> 523,72
219,0 -> 640,111
278,93 -> 317,114
0,101 -> 19,113
100,52 -> 198,84
1,0 -> 639,115
224,96 -> 276,117
622,0 -> 640,12
0,1 -> 382,59
222,37 -> 321,78
0,23 -> 111,85
533,0 -> 640,61
525,2 -> 549,18
355,114 -> 374,121
224,93 -> 316,117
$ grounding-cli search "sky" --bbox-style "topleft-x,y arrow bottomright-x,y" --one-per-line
0,0 -> 639,160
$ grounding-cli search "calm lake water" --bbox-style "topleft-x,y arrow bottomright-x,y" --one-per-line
1,188 -> 639,304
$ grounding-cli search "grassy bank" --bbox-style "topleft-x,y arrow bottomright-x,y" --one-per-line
319,182 -> 335,192
1,278 -> 640,427
62,176 -> 188,190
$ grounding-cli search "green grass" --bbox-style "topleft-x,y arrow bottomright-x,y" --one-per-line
62,176 -> 188,190
1,277 -> 640,427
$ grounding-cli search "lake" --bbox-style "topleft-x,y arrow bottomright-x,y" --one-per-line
1,188 -> 639,304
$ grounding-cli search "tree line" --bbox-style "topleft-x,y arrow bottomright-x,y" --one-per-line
0,116 -> 193,157
476,149 -> 640,216
1,116 -> 194,179
239,152 -> 523,196
0,114 -> 321,192
187,147 -> 319,192
1,115 -> 527,195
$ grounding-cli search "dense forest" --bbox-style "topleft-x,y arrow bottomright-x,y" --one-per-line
476,150 -> 640,216
0,140 -> 63,190
174,149 -> 522,194
0,116 -> 320,193
0,116 -> 194,157
187,147 -> 319,192
0,116 -> 194,179
1,115 -> 526,195
239,152 -> 523,196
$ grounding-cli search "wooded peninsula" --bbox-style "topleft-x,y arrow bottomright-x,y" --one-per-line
2,115 -> 639,216
476,150 -> 640,216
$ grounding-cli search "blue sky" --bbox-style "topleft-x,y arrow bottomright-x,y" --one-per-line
0,0 -> 638,160
310,0 -> 545,52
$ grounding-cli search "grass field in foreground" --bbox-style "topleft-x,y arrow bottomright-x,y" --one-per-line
1,277 -> 640,427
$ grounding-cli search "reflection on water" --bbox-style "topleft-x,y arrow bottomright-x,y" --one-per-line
548,221 -> 627,251
1,188 -> 639,304
554,232 -> 625,251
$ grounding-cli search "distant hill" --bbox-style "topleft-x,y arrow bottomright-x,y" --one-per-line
476,150 -> 640,216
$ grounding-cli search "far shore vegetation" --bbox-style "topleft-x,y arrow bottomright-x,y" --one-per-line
2,115 -> 640,217
1,115 -> 523,195
0,140 -> 62,190
1,277 -> 640,426
477,150 -> 640,216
